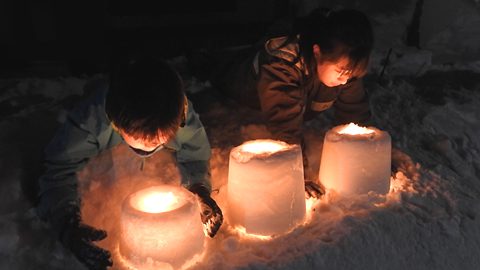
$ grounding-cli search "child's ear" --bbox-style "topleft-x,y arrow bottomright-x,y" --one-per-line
313,44 -> 322,60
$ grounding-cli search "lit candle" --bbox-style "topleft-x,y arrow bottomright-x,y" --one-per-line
119,185 -> 205,269
227,139 -> 306,237
319,123 -> 391,196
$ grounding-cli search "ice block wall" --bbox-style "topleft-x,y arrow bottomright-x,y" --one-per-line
227,139 -> 306,236
119,185 -> 205,269
319,123 -> 391,196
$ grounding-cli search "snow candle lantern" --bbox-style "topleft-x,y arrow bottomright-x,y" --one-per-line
119,185 -> 205,270
319,123 -> 391,196
228,139 -> 306,236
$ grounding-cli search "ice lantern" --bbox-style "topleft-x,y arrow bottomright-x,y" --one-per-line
319,123 -> 391,196
227,139 -> 306,236
119,185 -> 205,270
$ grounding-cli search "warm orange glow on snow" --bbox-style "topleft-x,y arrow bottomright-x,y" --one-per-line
234,226 -> 273,240
338,123 -> 375,135
130,189 -> 179,213
239,140 -> 289,155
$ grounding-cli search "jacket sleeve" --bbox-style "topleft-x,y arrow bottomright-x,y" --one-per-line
36,83 -> 121,226
167,100 -> 212,191
257,60 -> 305,145
333,78 -> 371,125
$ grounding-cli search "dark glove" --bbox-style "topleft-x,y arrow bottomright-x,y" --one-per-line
188,183 -> 223,238
305,180 -> 324,199
53,206 -> 113,270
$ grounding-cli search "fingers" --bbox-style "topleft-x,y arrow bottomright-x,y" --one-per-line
200,205 -> 213,224
208,213 -> 223,238
305,189 -> 311,199
61,220 -> 112,270
199,198 -> 223,238
204,209 -> 223,238
79,224 -> 108,242
305,181 -> 324,199
305,185 -> 315,199
75,240 -> 112,270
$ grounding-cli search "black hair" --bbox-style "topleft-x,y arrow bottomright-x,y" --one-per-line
294,8 -> 374,78
105,57 -> 185,141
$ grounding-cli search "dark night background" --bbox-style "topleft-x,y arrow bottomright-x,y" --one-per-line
0,0 -> 293,78
1,0 -> 478,79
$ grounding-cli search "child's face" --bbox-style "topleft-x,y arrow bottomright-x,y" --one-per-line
316,57 -> 352,87
119,130 -> 170,153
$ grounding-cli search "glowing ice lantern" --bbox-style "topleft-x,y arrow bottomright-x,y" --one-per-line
227,139 -> 306,236
119,185 -> 205,270
319,123 -> 391,196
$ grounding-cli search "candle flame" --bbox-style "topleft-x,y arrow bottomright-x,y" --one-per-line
240,140 -> 288,155
338,123 -> 374,135
133,191 -> 179,213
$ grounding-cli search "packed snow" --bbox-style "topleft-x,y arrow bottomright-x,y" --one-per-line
1,48 -> 479,269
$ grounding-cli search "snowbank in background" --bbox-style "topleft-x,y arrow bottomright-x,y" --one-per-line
295,0 -> 480,62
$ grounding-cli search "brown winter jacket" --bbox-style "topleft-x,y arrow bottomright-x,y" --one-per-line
253,36 -> 371,145
214,36 -> 371,179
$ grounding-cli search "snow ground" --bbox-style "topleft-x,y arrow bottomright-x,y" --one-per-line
1,48 -> 480,270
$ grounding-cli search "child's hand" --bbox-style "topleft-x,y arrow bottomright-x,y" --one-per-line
304,180 -> 324,199
198,196 -> 223,238
188,184 -> 224,238
55,207 -> 113,270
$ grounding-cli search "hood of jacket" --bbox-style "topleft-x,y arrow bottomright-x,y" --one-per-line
264,36 -> 308,76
